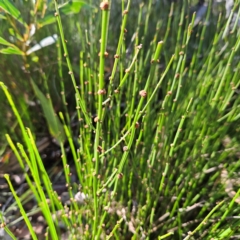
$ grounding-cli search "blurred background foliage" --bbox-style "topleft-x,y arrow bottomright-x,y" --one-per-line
0,0 -> 232,144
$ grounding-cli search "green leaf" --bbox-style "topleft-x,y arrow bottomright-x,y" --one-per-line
38,0 -> 93,27
0,36 -> 12,46
31,80 -> 66,143
9,28 -> 24,41
0,37 -> 24,55
38,14 -> 56,27
0,47 -> 24,55
0,0 -> 27,26
59,0 -> 89,14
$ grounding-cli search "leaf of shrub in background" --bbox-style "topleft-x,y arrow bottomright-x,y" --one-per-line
0,36 -> 14,46
0,46 -> 24,55
0,0 -> 27,27
31,80 -> 66,143
0,37 -> 24,55
38,0 -> 93,27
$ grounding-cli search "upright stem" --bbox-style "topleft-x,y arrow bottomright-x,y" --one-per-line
92,1 -> 110,238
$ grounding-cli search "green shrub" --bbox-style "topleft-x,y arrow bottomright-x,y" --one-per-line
0,0 -> 240,239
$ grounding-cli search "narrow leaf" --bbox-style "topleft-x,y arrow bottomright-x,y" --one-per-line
38,14 -> 56,26
59,0 -> 89,14
0,0 -> 27,26
31,80 -> 65,143
38,0 -> 93,27
0,36 -> 13,46
0,47 -> 24,55
0,37 -> 24,55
